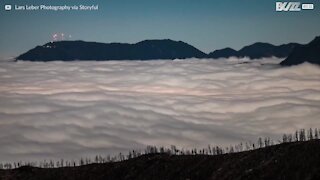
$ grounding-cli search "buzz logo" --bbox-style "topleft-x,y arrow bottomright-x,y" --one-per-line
276,2 -> 301,11
276,2 -> 314,12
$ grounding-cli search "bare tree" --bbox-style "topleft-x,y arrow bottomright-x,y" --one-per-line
308,128 -> 314,140
315,128 -> 319,139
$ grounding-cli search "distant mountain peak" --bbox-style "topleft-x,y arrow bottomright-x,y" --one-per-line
310,36 -> 320,45
244,42 -> 274,47
208,48 -> 238,58
280,37 -> 320,66
208,42 -> 299,59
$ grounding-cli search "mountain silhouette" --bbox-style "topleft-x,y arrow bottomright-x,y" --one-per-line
16,40 -> 207,61
280,36 -> 320,66
17,39 -> 307,61
208,43 -> 299,59
208,48 -> 238,58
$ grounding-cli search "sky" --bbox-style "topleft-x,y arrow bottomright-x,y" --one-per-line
0,0 -> 320,58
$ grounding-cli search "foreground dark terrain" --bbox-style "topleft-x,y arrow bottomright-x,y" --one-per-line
1,140 -> 320,180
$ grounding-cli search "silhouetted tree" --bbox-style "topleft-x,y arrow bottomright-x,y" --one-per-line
299,129 -> 306,141
79,158 -> 84,166
171,145 -> 177,155
295,130 -> 299,141
229,146 -> 235,153
315,128 -> 319,139
308,128 -> 314,140
283,134 -> 288,143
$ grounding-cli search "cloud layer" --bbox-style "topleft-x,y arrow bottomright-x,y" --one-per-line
0,58 -> 320,162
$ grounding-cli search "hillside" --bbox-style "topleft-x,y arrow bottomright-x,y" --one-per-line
208,43 -> 299,59
280,36 -> 320,66
16,40 -> 207,61
1,140 -> 320,180
17,39 -> 303,61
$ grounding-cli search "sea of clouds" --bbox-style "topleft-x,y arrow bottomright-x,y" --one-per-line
0,57 -> 320,162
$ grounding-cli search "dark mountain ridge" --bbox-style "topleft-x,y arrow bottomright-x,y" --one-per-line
16,39 -> 207,61
207,47 -> 238,58
280,36 -> 320,66
1,140 -> 320,180
208,42 -> 299,59
17,39 -> 302,61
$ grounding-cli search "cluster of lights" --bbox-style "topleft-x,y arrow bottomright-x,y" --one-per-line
52,33 -> 72,42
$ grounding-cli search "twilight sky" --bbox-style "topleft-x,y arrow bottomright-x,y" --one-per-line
0,0 -> 320,58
